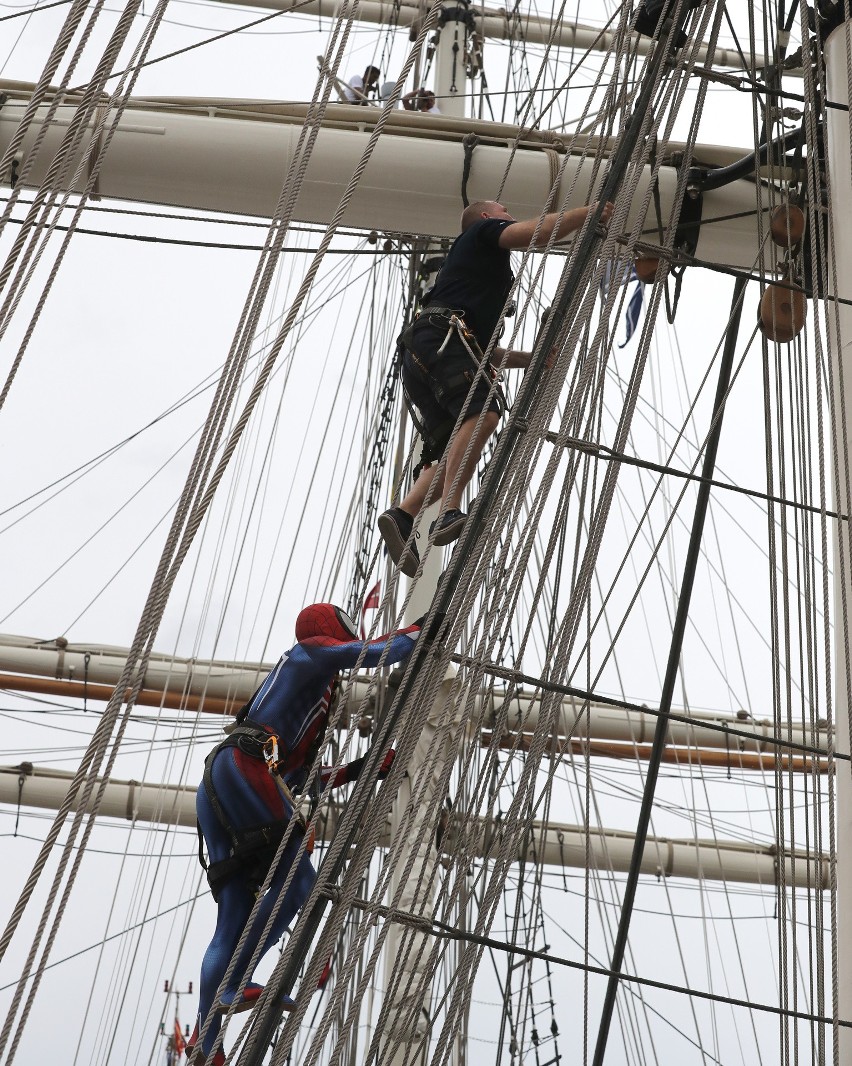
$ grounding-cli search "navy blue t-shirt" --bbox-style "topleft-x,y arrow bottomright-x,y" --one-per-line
424,217 -> 515,351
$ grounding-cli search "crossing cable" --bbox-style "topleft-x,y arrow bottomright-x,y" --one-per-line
0,0 -> 160,413
0,217 -> 407,252
329,891 -> 852,1029
0,0 -> 74,20
590,268 -> 747,1064
599,353 -> 835,642
1,0 -> 363,1058
66,0 -> 323,89
545,433 -> 849,523
355,8 -> 725,1064
566,317 -> 773,707
447,652 -> 837,763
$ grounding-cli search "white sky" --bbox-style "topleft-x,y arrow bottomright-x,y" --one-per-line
0,3 -> 835,1065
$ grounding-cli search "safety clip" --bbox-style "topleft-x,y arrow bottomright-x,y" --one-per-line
263,733 -> 282,774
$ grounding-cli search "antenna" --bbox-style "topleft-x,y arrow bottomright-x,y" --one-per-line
162,980 -> 194,1065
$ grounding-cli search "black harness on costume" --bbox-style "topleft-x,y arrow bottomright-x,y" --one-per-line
197,670 -> 341,902
197,720 -> 293,902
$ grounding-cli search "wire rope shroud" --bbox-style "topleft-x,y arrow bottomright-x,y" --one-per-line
233,4 -> 715,1065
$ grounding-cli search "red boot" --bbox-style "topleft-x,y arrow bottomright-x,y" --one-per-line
185,1020 -> 226,1066
215,982 -> 264,1014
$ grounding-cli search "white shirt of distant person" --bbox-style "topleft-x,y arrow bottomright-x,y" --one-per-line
343,65 -> 440,113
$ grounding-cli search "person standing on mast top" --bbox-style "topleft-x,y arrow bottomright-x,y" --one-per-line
378,198 -> 614,577
188,603 -> 420,1065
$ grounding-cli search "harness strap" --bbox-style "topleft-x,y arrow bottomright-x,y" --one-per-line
201,723 -> 271,851
418,305 -> 464,320
233,680 -> 265,723
262,732 -> 308,832
205,823 -> 288,902
396,308 -> 507,476
407,311 -> 505,397
198,721 -> 307,898
439,315 -> 507,414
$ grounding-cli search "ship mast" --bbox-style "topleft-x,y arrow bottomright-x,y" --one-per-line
1,2 -> 844,1063
822,13 -> 852,1060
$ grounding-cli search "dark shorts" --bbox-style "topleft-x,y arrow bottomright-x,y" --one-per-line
401,320 -> 502,466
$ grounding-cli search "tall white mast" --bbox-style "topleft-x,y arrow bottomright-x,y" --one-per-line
379,236 -> 463,1064
431,1 -> 472,119
823,18 -> 852,1059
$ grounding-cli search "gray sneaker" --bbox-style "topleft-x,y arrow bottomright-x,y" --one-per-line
378,507 -> 420,577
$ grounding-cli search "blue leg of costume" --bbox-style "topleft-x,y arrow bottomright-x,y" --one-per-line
196,752 -> 316,1056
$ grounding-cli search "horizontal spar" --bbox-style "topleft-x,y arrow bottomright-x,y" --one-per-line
0,633 -> 829,759
0,763 -> 827,887
0,88 -> 768,265
201,0 -> 768,70
0,670 -> 825,773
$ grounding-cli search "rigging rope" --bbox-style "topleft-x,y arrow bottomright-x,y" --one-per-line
2,2 -> 848,1064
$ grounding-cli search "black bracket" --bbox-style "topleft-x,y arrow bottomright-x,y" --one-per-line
675,184 -> 703,258
815,0 -> 846,35
439,2 -> 477,31
634,0 -> 705,45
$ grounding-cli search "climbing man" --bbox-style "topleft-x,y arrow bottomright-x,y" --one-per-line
378,197 -> 614,577
188,603 -> 420,1065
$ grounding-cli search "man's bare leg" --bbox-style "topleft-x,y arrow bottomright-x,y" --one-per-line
441,410 -> 500,512
398,461 -> 445,517
379,408 -> 499,567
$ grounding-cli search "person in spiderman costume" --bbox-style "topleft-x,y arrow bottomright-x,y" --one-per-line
188,602 -> 421,1065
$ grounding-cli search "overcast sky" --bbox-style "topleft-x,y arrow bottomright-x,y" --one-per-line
0,3 -> 830,1064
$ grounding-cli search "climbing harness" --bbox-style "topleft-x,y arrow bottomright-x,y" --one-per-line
197,721 -> 309,901
397,306 -> 507,474
401,306 -> 506,402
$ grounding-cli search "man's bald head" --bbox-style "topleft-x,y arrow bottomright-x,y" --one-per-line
461,200 -> 513,231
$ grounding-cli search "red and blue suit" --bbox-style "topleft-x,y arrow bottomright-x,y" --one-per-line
191,604 -> 420,1063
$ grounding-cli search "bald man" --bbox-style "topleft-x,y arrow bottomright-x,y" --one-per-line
378,199 -> 612,576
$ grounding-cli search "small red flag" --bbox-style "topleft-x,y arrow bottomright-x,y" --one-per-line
173,1018 -> 186,1057
360,582 -> 381,638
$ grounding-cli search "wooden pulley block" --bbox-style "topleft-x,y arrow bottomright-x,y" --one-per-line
634,256 -> 659,283
769,203 -> 806,249
759,280 -> 806,343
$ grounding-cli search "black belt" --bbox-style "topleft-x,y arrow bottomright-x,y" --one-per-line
400,307 -> 468,352
418,305 -> 465,321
